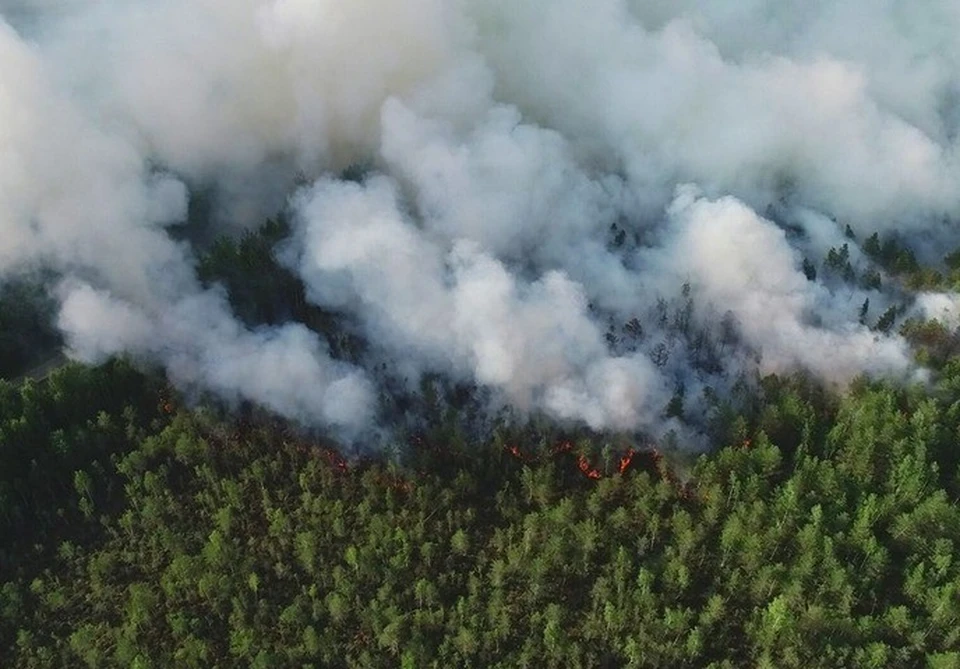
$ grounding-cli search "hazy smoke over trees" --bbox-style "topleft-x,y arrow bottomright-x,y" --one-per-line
2,0 -> 959,441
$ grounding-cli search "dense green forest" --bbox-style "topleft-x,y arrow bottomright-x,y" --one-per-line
3,226 -> 960,667
2,359 -> 960,667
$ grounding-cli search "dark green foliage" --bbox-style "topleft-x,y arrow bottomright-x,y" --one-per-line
196,219 -> 362,360
824,244 -> 855,283
860,233 -> 951,290
875,305 -> 899,333
862,234 -> 919,275
2,361 -> 960,667
0,360 -> 166,556
0,277 -> 61,378
196,218 -> 304,328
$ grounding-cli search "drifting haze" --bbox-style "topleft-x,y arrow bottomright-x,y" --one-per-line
2,0 -> 959,440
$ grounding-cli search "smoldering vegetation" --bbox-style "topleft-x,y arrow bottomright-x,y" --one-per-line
3,0 -> 960,446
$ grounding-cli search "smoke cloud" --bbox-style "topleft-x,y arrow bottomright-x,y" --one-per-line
2,1 -> 959,442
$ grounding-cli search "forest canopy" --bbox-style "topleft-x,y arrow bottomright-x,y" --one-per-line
2,353 -> 960,667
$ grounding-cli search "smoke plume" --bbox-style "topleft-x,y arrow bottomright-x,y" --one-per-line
3,0 -> 959,442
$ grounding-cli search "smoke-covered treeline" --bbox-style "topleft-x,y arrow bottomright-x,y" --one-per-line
4,1 -> 960,441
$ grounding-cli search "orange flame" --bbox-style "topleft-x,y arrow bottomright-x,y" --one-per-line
318,447 -> 349,474
577,454 -> 602,480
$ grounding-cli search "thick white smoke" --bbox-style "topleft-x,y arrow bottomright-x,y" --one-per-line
2,1 -> 959,441
284,175 -> 668,431
658,188 -> 914,382
0,14 -> 375,436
